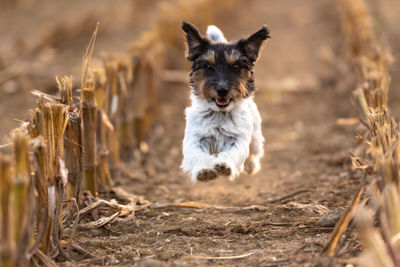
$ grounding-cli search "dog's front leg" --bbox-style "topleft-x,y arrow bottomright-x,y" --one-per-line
182,134 -> 219,183
215,137 -> 250,180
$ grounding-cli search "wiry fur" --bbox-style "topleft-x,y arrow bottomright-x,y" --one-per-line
181,21 -> 270,182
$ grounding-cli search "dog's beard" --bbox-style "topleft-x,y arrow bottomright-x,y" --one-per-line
201,84 -> 248,112
189,65 -> 254,112
196,87 -> 231,111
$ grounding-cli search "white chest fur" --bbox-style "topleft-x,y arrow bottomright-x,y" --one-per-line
182,94 -> 264,182
186,100 -> 253,154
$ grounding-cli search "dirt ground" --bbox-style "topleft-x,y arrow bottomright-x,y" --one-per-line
2,0 -> 399,266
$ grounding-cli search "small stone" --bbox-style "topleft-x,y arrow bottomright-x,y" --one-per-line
317,207 -> 345,227
231,223 -> 248,234
152,241 -> 162,247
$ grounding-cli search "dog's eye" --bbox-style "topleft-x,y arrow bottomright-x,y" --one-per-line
233,63 -> 241,70
205,64 -> 213,70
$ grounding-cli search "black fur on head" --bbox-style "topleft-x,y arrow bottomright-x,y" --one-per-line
182,21 -> 271,110
182,22 -> 210,61
237,25 -> 271,62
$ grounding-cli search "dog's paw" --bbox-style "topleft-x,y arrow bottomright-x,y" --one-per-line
244,157 -> 261,175
197,168 -> 218,182
214,162 -> 232,176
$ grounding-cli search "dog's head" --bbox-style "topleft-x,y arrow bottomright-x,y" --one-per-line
182,21 -> 270,111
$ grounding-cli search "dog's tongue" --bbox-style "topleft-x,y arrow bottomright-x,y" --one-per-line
216,98 -> 228,105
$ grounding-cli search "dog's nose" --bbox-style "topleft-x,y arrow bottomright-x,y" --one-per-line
216,87 -> 229,97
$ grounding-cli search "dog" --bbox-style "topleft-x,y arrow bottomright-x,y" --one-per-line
181,21 -> 270,183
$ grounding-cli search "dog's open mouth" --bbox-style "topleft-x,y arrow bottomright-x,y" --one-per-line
215,98 -> 230,108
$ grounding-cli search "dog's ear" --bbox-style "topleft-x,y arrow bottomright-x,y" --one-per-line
238,25 -> 271,62
182,21 -> 209,61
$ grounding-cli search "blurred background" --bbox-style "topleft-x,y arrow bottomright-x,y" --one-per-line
0,0 -> 158,141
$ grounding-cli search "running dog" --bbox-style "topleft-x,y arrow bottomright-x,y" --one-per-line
181,21 -> 270,182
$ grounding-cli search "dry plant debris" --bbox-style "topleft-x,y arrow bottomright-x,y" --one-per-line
320,0 -> 400,266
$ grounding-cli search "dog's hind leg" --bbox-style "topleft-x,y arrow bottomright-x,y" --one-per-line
244,104 -> 264,175
244,136 -> 264,175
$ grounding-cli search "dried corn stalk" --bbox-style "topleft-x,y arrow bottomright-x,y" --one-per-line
0,155 -> 14,267
82,88 -> 97,195
12,129 -> 34,267
335,0 -> 400,265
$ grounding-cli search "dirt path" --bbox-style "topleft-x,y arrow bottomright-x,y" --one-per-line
74,1 -> 361,266
0,0 -> 364,266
